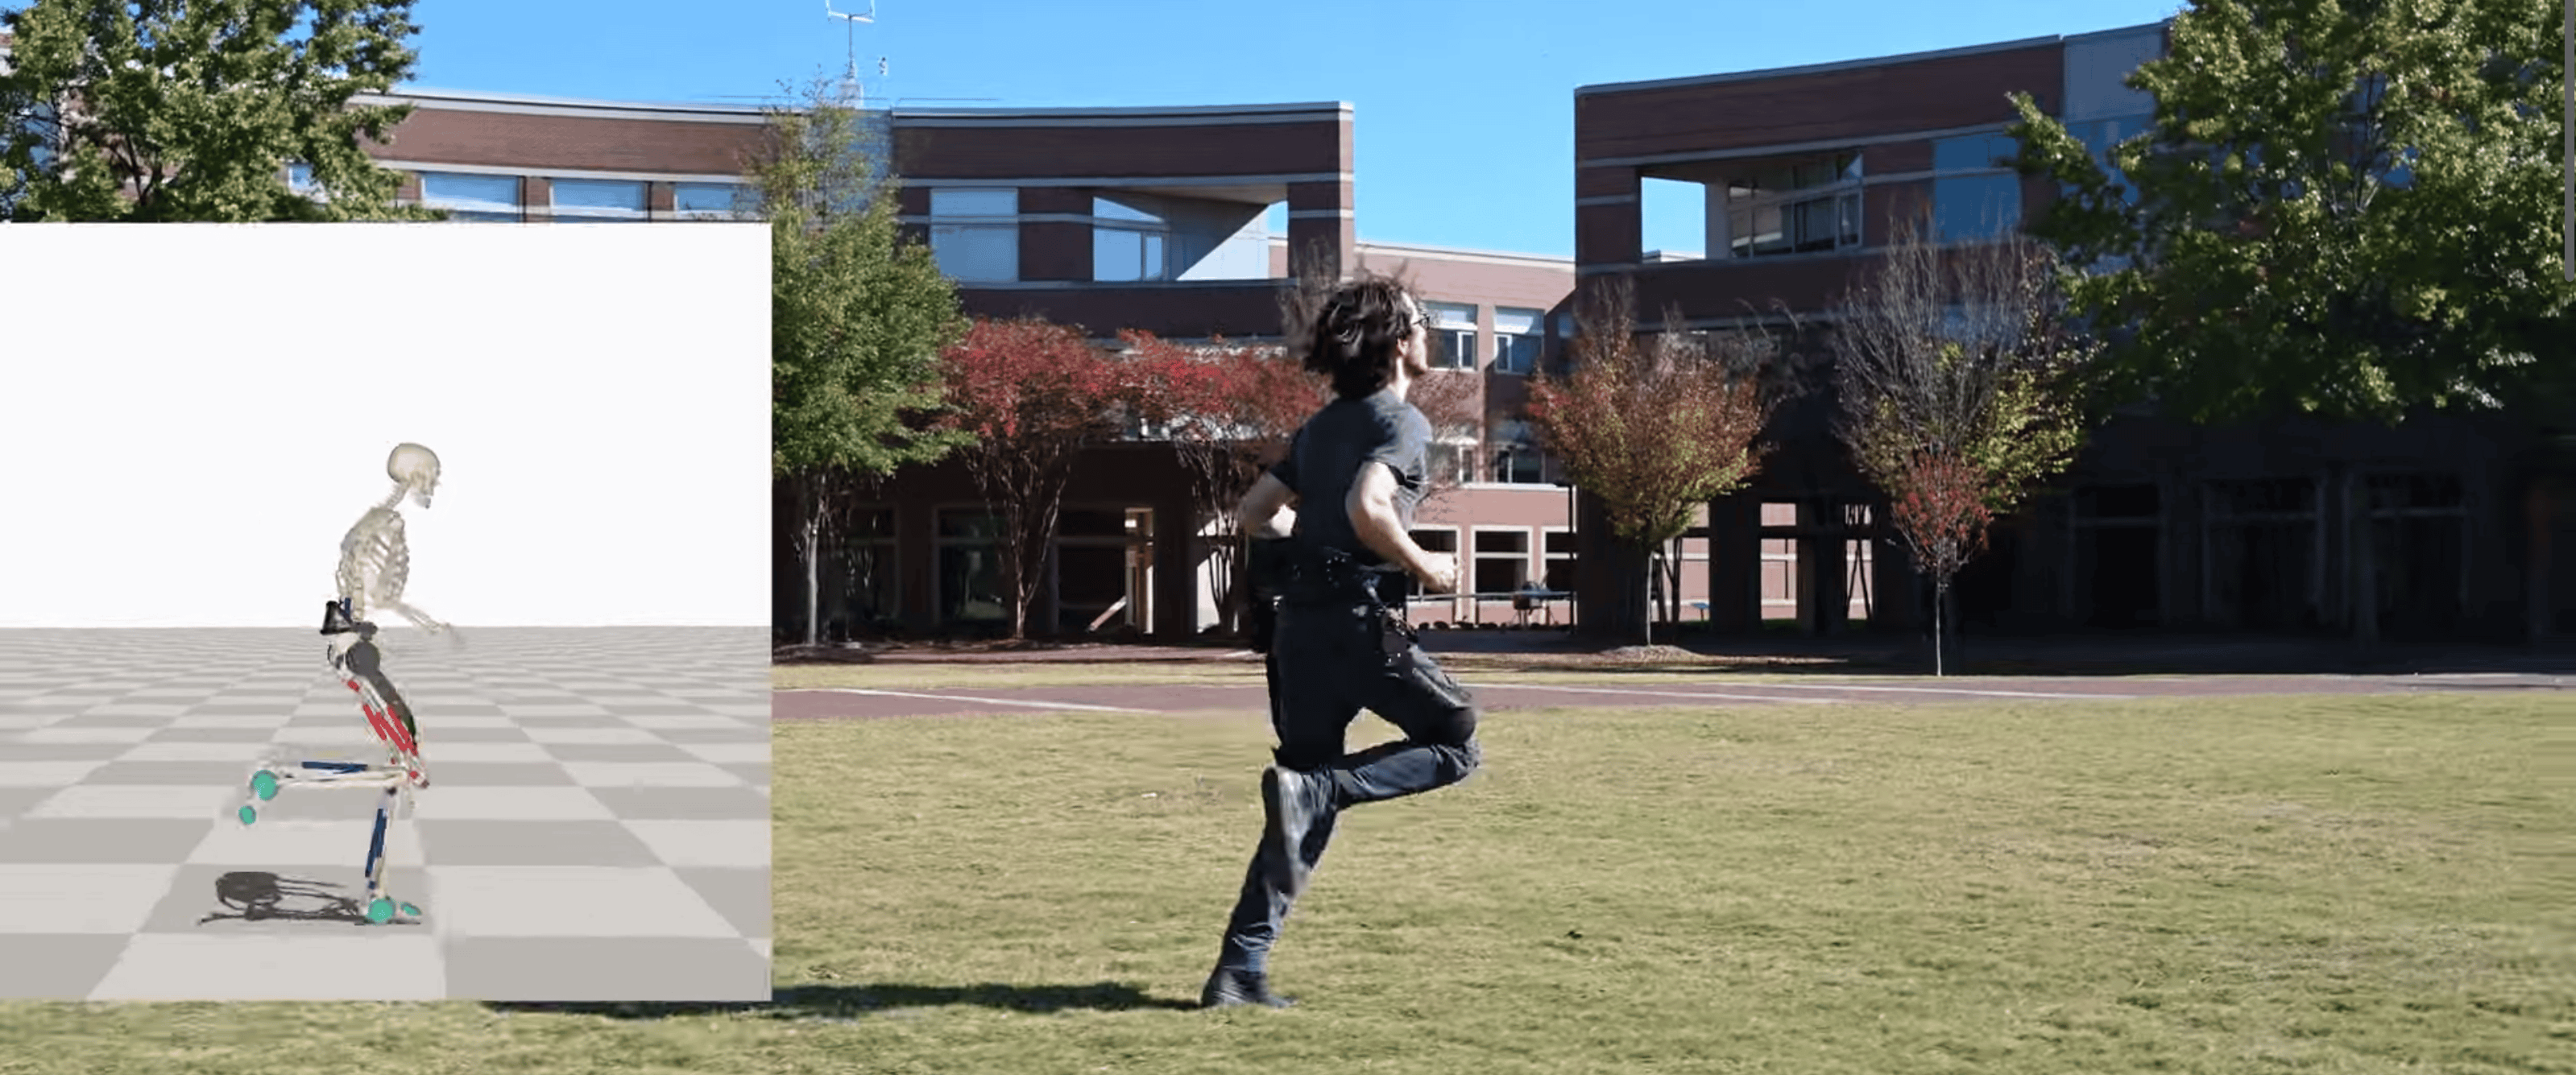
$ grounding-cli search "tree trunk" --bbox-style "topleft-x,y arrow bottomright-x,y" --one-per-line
1625,535 -> 1655,647
1932,581 -> 1947,677
801,471 -> 828,648
2351,478 -> 2379,654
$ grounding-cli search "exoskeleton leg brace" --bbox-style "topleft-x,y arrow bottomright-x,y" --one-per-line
234,599 -> 428,924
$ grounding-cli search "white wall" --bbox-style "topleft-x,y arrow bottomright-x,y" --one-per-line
0,224 -> 770,628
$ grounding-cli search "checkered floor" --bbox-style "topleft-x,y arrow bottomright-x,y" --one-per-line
0,626 -> 770,1003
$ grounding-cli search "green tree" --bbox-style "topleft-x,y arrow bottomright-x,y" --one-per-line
761,77 -> 971,648
2007,0 -> 2574,424
1831,226 -> 2096,670
0,0 -> 433,221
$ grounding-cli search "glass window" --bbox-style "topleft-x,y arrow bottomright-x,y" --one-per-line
929,188 -> 1018,283
286,163 -> 317,193
420,172 -> 521,221
1932,174 -> 2022,242
935,507 -> 1004,625
1091,195 -> 1171,282
1424,302 -> 1477,370
1093,196 -> 1162,224
1493,307 -> 1543,374
937,508 -> 1005,539
1095,229 -> 1143,281
1433,329 -> 1476,370
552,178 -> 646,220
1094,229 -> 1167,282
930,188 -> 1017,218
1932,133 -> 2020,173
1472,529 -> 1530,595
674,182 -> 750,218
1428,443 -> 1473,486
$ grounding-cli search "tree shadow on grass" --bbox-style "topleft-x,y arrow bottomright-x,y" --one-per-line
487,982 -> 1199,1021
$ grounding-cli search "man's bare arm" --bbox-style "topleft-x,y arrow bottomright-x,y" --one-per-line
1237,473 -> 1299,539
1346,463 -> 1456,593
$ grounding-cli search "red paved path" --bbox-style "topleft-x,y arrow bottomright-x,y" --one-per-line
772,672 -> 2568,720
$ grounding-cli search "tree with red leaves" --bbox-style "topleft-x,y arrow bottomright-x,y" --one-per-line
1122,333 -> 1315,635
1526,277 -> 1780,645
1889,449 -> 1994,676
940,317 -> 1160,640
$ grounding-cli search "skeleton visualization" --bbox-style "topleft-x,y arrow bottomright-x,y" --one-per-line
235,443 -> 449,926
335,441 -> 449,635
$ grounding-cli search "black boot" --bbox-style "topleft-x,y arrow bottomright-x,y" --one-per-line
1261,765 -> 1326,897
1200,966 -> 1294,1009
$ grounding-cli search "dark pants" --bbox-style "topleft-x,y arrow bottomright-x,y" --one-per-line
1216,599 -> 1482,974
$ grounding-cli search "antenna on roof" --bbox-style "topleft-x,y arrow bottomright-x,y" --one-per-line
824,0 -> 876,105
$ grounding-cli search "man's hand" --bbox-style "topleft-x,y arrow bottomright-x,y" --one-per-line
1416,552 -> 1460,594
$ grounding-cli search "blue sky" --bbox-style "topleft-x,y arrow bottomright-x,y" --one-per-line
402,0 -> 2182,257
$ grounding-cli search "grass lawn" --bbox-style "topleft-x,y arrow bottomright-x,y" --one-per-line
769,655 -> 1909,691
2,694 -> 2567,1073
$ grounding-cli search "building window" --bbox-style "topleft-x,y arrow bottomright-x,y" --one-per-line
1427,302 -> 1477,370
1428,440 -> 1476,486
1931,132 -> 2024,242
284,162 -> 325,202
1493,308 -> 1543,374
1490,419 -> 1546,484
1091,196 -> 1170,283
1493,445 -> 1547,485
833,507 -> 900,635
420,172 -> 521,221
1727,153 -> 1861,257
1542,528 -> 1576,592
1053,506 -> 1139,634
674,182 -> 752,219
2202,478 -> 2321,631
930,188 -> 1019,283
551,178 -> 647,221
1472,528 -> 1531,597
935,506 -> 1008,625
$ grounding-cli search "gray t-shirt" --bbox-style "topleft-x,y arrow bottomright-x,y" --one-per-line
1268,387 -> 1431,568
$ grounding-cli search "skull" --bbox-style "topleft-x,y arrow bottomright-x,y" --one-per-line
387,443 -> 441,508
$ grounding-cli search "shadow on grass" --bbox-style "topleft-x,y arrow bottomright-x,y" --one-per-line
487,982 -> 1199,1021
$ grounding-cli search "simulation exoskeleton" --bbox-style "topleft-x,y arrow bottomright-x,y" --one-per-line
235,443 -> 452,925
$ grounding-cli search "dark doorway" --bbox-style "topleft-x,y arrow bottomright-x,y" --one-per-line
1950,521 -> 2022,631
2205,478 -> 2320,631
2073,484 -> 2161,630
2081,527 -> 2161,628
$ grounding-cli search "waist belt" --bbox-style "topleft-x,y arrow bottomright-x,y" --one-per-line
1257,538 -> 1400,608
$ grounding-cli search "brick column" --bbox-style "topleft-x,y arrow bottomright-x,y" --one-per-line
520,176 -> 551,222
1017,187 -> 1091,282
896,187 -> 932,250
1705,494 -> 1762,632
1152,495 -> 1198,640
1574,164 -> 1642,268
1286,180 -> 1353,282
1798,500 -> 1848,635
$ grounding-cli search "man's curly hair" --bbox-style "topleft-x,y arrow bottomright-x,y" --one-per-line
1298,275 -> 1421,400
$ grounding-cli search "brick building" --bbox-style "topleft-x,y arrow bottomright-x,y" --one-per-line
1572,20 -> 2572,643
308,88 -> 1590,639
11,19 -> 2559,643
